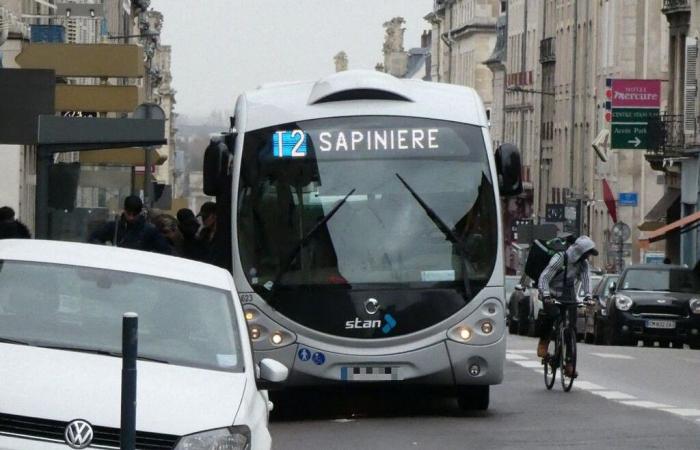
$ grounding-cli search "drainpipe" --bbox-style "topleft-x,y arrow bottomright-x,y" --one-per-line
440,6 -> 455,83
569,0 -> 579,224
537,1 -> 548,220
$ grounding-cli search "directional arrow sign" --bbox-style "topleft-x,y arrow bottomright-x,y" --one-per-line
611,123 -> 649,150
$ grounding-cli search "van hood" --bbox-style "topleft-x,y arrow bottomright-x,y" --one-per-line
0,344 -> 247,437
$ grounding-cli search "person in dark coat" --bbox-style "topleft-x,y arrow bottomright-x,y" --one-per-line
88,195 -> 171,255
0,206 -> 31,239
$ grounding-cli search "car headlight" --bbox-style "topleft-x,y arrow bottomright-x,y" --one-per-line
175,426 -> 251,450
615,295 -> 633,312
690,298 -> 700,315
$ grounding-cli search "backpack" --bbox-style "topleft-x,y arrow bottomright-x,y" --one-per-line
523,236 -> 574,282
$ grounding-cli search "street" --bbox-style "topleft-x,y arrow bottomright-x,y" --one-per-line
270,335 -> 700,449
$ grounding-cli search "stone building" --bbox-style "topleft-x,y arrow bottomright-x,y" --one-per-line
376,17 -> 430,80
643,0 -> 700,266
425,0 -> 502,114
486,0 -> 670,272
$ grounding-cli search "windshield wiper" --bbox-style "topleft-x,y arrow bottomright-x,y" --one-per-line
273,188 -> 356,287
395,173 -> 472,299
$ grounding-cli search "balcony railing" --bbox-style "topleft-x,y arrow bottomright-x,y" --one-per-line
645,114 -> 686,171
539,37 -> 555,63
662,0 -> 691,15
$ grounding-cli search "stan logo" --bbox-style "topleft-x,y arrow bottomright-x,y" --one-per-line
345,313 -> 397,334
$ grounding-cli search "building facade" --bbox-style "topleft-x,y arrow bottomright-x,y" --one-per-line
483,0 -> 670,273
426,0 -> 502,114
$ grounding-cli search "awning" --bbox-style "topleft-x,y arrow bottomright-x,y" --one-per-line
639,210 -> 700,245
79,148 -> 168,166
638,189 -> 680,231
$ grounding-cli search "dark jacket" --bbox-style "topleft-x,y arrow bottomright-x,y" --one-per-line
0,220 -> 32,240
89,214 -> 172,255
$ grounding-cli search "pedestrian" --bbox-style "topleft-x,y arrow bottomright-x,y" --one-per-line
152,214 -> 184,256
196,202 -> 217,245
0,206 -> 31,239
176,208 -> 197,225
88,195 -> 171,255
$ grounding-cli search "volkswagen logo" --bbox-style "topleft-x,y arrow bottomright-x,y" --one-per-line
364,298 -> 380,315
64,419 -> 94,449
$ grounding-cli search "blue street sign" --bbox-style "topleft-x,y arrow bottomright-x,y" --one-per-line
311,352 -> 326,365
618,192 -> 638,207
298,348 -> 311,362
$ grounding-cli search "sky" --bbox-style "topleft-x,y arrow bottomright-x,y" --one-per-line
150,0 -> 433,122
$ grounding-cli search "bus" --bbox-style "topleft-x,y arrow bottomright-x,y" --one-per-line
203,70 -> 522,410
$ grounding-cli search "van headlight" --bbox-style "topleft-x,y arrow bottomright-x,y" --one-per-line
690,298 -> 700,314
175,426 -> 250,450
615,295 -> 633,312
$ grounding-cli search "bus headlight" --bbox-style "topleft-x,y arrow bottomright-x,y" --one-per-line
250,327 -> 262,340
271,332 -> 283,345
481,321 -> 494,335
244,310 -> 255,321
452,326 -> 472,342
615,295 -> 633,311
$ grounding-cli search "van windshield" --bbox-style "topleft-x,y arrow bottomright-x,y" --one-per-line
0,260 -> 243,372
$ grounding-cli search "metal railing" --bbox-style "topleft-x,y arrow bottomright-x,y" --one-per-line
645,114 -> 686,170
662,0 -> 691,14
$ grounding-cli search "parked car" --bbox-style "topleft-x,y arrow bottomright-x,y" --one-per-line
583,274 -> 619,344
0,239 -> 288,450
574,275 -> 602,341
505,275 -> 520,309
603,265 -> 700,348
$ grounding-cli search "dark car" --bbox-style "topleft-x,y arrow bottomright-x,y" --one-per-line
603,265 -> 700,348
583,274 -> 619,344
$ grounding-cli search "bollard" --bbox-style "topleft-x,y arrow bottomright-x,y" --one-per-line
120,312 -> 138,450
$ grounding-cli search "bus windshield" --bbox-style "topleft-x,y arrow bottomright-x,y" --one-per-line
237,116 -> 497,306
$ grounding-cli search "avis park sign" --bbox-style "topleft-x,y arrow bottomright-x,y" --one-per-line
606,79 -> 661,150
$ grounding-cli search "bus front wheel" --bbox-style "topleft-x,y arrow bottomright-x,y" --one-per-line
456,386 -> 489,411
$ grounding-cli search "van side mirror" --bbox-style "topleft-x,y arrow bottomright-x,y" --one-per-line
495,143 -> 523,197
203,133 -> 236,196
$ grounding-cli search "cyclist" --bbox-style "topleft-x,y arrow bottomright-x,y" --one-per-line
536,235 -> 598,376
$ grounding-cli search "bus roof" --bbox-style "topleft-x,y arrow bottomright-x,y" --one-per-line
240,70 -> 488,131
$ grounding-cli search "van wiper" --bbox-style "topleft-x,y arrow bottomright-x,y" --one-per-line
273,188 -> 356,286
395,173 -> 472,298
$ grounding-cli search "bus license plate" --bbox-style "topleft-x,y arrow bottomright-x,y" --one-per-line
340,366 -> 400,381
645,319 -> 676,329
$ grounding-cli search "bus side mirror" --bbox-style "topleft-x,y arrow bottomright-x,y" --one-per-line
203,133 -> 235,196
609,282 -> 617,293
495,143 -> 523,197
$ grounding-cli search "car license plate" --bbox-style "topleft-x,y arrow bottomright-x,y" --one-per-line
645,319 -> 676,329
340,366 -> 400,381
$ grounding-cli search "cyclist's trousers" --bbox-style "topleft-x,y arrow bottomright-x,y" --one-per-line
537,303 -> 577,339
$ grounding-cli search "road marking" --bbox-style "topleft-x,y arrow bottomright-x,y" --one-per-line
574,381 -> 605,391
508,349 -> 537,354
620,400 -> 672,409
589,352 -> 634,360
333,418 -> 356,423
659,408 -> 700,417
513,360 -> 542,368
592,391 -> 636,400
506,353 -> 527,360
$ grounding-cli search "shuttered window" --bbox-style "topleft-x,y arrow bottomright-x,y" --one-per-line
684,37 -> 698,136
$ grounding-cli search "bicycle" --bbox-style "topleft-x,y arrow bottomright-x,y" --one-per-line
542,299 -> 585,392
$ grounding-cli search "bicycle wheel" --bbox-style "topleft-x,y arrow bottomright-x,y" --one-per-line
543,332 -> 558,390
560,326 -> 577,392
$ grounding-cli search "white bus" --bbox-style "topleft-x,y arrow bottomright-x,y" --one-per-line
203,70 -> 522,410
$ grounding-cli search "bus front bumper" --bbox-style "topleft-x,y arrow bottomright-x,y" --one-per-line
255,335 -> 505,387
